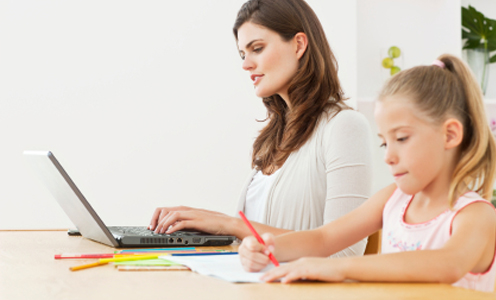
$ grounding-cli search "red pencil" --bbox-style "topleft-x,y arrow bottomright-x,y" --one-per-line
238,211 -> 279,267
54,253 -> 115,259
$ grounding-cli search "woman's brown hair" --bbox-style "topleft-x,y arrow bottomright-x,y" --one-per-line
233,0 -> 349,174
378,54 -> 496,204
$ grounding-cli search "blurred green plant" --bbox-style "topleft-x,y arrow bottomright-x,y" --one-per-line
462,6 -> 496,63
462,6 -> 496,95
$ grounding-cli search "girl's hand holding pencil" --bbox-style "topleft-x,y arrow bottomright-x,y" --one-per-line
239,232 -> 277,272
239,234 -> 345,283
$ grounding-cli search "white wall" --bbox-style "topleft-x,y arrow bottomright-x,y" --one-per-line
0,0 -> 358,229
462,0 -> 496,99
357,0 -> 462,98
309,1 -> 357,106
356,0 -> 462,193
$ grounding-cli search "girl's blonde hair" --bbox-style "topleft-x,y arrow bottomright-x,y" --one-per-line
378,54 -> 496,205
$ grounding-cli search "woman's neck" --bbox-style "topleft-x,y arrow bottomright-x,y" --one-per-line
278,92 -> 291,110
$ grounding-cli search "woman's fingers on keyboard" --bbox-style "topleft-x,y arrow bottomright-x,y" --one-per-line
149,207 -> 166,230
149,206 -> 195,230
156,211 -> 184,233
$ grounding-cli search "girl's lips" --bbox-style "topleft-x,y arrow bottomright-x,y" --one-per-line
251,74 -> 264,85
394,172 -> 407,179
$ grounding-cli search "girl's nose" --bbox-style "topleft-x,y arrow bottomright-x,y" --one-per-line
384,147 -> 398,165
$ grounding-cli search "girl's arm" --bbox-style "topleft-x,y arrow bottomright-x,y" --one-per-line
261,200 -> 496,284
239,184 -> 396,271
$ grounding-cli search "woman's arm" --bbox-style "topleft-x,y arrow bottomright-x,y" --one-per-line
261,200 -> 496,284
321,110 -> 374,257
149,206 -> 292,238
150,111 -> 374,239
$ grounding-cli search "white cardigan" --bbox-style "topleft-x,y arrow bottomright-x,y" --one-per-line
236,109 -> 373,257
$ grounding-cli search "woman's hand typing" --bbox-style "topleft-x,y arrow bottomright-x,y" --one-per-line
148,206 -> 234,236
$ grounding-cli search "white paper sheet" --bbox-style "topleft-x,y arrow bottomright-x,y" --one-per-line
160,254 -> 278,283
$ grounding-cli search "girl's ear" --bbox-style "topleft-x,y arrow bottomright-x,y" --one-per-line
444,118 -> 464,150
294,32 -> 308,60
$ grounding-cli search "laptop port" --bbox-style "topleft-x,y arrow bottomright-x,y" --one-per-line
184,240 -> 189,245
168,238 -> 174,243
177,238 -> 183,243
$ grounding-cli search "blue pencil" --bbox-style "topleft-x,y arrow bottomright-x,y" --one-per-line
119,247 -> 196,253
171,252 -> 238,256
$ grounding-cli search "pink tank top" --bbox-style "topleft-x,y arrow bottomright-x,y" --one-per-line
382,188 -> 496,292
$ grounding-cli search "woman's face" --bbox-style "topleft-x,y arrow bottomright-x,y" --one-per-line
237,22 -> 301,104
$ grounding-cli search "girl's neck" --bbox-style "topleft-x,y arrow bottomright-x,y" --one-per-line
416,149 -> 460,206
405,182 -> 452,224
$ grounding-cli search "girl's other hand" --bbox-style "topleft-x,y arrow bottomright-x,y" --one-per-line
260,257 -> 346,283
239,233 -> 276,272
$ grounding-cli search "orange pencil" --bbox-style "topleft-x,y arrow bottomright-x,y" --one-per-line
69,261 -> 108,271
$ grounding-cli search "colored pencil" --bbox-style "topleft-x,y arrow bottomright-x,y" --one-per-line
113,252 -> 193,257
117,265 -> 190,271
57,253 -> 178,259
115,250 -> 233,256
69,261 -> 108,271
118,247 -> 195,253
170,252 -> 238,256
99,254 -> 160,263
238,211 -> 279,267
57,250 -> 223,260
114,250 -> 198,255
55,253 -> 114,259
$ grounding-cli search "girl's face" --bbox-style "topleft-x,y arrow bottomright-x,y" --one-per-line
237,22 -> 300,104
375,96 -> 447,196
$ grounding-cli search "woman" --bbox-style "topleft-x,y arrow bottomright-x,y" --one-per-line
149,0 -> 373,257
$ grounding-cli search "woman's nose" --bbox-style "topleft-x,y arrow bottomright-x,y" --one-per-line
242,56 -> 254,71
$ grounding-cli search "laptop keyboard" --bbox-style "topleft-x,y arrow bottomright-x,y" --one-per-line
109,226 -> 180,237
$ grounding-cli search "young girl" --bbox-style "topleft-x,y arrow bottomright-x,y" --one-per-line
239,54 -> 496,292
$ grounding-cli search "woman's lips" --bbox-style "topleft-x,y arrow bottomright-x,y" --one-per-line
251,74 -> 264,85
394,172 -> 407,180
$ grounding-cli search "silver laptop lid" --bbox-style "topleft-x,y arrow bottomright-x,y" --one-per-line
24,151 -> 119,247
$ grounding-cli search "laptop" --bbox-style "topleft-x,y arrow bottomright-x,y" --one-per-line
23,150 -> 236,248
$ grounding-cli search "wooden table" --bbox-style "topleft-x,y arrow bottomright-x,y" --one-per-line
1,230 -> 495,300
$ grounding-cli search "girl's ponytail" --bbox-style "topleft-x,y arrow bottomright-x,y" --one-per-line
439,54 -> 496,204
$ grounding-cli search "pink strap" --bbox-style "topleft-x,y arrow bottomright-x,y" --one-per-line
432,59 -> 445,68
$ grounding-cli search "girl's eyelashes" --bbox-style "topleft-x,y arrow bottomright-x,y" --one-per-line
379,136 -> 408,147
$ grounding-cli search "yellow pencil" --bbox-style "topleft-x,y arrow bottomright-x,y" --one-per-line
69,254 -> 161,271
99,254 -> 160,263
113,253 -> 170,258
70,261 -> 108,271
